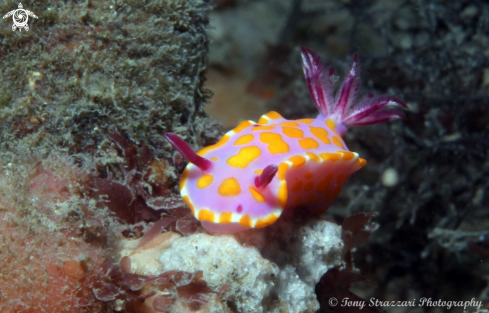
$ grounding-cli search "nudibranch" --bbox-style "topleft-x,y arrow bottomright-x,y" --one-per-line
166,47 -> 407,233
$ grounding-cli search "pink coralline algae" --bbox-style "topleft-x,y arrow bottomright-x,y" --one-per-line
90,258 -> 224,312
89,133 -> 201,238
166,47 -> 407,233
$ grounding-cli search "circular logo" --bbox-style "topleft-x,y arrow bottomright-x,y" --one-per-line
329,297 -> 338,307
13,9 -> 28,28
3,3 -> 38,32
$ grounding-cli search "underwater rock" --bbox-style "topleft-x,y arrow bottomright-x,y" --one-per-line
121,219 -> 344,312
0,0 -> 215,311
0,0 -> 213,157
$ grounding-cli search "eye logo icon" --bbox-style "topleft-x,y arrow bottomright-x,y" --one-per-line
3,3 -> 38,32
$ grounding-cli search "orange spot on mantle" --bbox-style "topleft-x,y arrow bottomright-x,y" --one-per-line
278,182 -> 288,207
332,136 -> 344,148
255,213 -> 279,228
297,118 -> 314,124
306,152 -> 320,162
282,126 -> 304,138
252,125 -> 275,132
280,122 -> 300,127
265,111 -> 282,120
309,126 -> 331,144
259,132 -> 289,154
249,186 -> 266,203
197,134 -> 230,156
298,138 -> 319,149
219,212 -> 233,224
239,214 -> 252,228
288,155 -> 306,167
198,209 -> 216,223
218,177 -> 241,196
357,158 -> 367,167
319,152 -> 341,162
338,150 -> 355,161
227,146 -> 261,168
277,162 -> 289,180
233,120 -> 253,133
234,134 -> 254,146
326,119 -> 336,129
196,174 -> 214,189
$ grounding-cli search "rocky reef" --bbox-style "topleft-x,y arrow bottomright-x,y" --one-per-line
0,0 -> 219,311
0,0 -> 353,312
120,219 -> 344,312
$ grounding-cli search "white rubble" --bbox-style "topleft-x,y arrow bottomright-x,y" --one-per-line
120,219 -> 344,313
293,220 -> 345,286
158,233 -> 278,313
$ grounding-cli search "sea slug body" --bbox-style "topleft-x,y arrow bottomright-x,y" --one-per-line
166,47 -> 407,233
